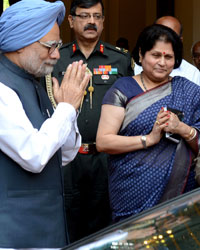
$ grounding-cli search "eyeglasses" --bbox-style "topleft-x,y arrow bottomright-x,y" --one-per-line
73,13 -> 103,20
37,40 -> 63,54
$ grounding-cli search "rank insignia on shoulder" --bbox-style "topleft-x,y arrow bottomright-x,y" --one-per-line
93,65 -> 118,75
115,47 -> 128,53
122,48 -> 128,53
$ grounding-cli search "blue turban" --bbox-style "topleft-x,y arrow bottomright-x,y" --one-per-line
0,0 -> 66,52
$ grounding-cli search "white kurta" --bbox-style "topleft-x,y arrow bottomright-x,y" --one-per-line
0,81 -> 81,173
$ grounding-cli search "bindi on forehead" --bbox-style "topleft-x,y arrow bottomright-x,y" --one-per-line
152,50 -> 172,55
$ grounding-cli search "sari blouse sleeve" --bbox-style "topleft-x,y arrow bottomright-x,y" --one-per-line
102,87 -> 127,108
102,76 -> 142,108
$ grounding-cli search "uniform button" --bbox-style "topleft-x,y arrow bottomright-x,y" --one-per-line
85,99 -> 89,102
85,120 -> 88,123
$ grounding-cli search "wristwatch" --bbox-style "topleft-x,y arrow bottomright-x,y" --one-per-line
141,135 -> 147,149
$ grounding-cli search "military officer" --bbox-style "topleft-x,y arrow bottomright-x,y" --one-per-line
49,0 -> 134,243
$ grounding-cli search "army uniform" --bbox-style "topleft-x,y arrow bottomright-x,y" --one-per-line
52,40 -> 134,242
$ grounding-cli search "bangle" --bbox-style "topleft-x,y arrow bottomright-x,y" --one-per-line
141,135 -> 147,149
186,127 -> 194,140
189,128 -> 193,136
186,128 -> 197,142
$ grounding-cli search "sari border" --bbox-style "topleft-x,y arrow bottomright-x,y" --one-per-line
121,81 -> 172,131
159,129 -> 200,203
158,139 -> 191,203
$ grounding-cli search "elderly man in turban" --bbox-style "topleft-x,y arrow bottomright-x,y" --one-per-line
0,0 -> 90,248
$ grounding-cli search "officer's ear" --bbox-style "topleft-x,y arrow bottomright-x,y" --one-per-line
68,15 -> 74,28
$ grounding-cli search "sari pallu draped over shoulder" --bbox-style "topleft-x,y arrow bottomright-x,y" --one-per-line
108,76 -> 200,222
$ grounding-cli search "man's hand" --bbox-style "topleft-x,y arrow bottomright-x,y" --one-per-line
52,60 -> 90,110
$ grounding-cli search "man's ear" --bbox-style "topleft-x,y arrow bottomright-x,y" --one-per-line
68,15 -> 74,28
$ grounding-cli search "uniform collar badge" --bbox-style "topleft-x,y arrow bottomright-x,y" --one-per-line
72,43 -> 77,53
100,44 -> 104,54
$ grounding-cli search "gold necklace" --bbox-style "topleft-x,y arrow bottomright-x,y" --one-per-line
140,72 -> 147,91
140,72 -> 171,91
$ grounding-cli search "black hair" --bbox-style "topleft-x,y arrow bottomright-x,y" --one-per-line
132,24 -> 183,69
70,0 -> 104,16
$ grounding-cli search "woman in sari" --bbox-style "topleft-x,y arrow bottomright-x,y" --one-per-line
96,24 -> 200,222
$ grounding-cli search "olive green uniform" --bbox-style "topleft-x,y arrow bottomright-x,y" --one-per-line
52,40 -> 133,242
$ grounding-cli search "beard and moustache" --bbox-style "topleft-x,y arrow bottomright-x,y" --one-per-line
34,58 -> 57,77
20,49 -> 57,77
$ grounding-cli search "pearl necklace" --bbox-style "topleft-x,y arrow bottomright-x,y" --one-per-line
140,72 -> 147,91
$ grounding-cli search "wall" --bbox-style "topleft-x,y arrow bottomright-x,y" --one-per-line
59,0 -> 71,43
193,0 -> 200,44
174,0 -> 200,63
175,0 -> 193,63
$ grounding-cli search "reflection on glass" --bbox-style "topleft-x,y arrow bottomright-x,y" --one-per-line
68,190 -> 200,250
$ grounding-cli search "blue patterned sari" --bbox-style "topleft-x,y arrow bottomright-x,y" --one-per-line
102,76 -> 200,222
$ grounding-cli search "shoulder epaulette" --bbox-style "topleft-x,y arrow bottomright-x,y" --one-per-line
115,47 -> 128,53
104,42 -> 129,55
122,48 -> 129,53
60,42 -> 74,50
